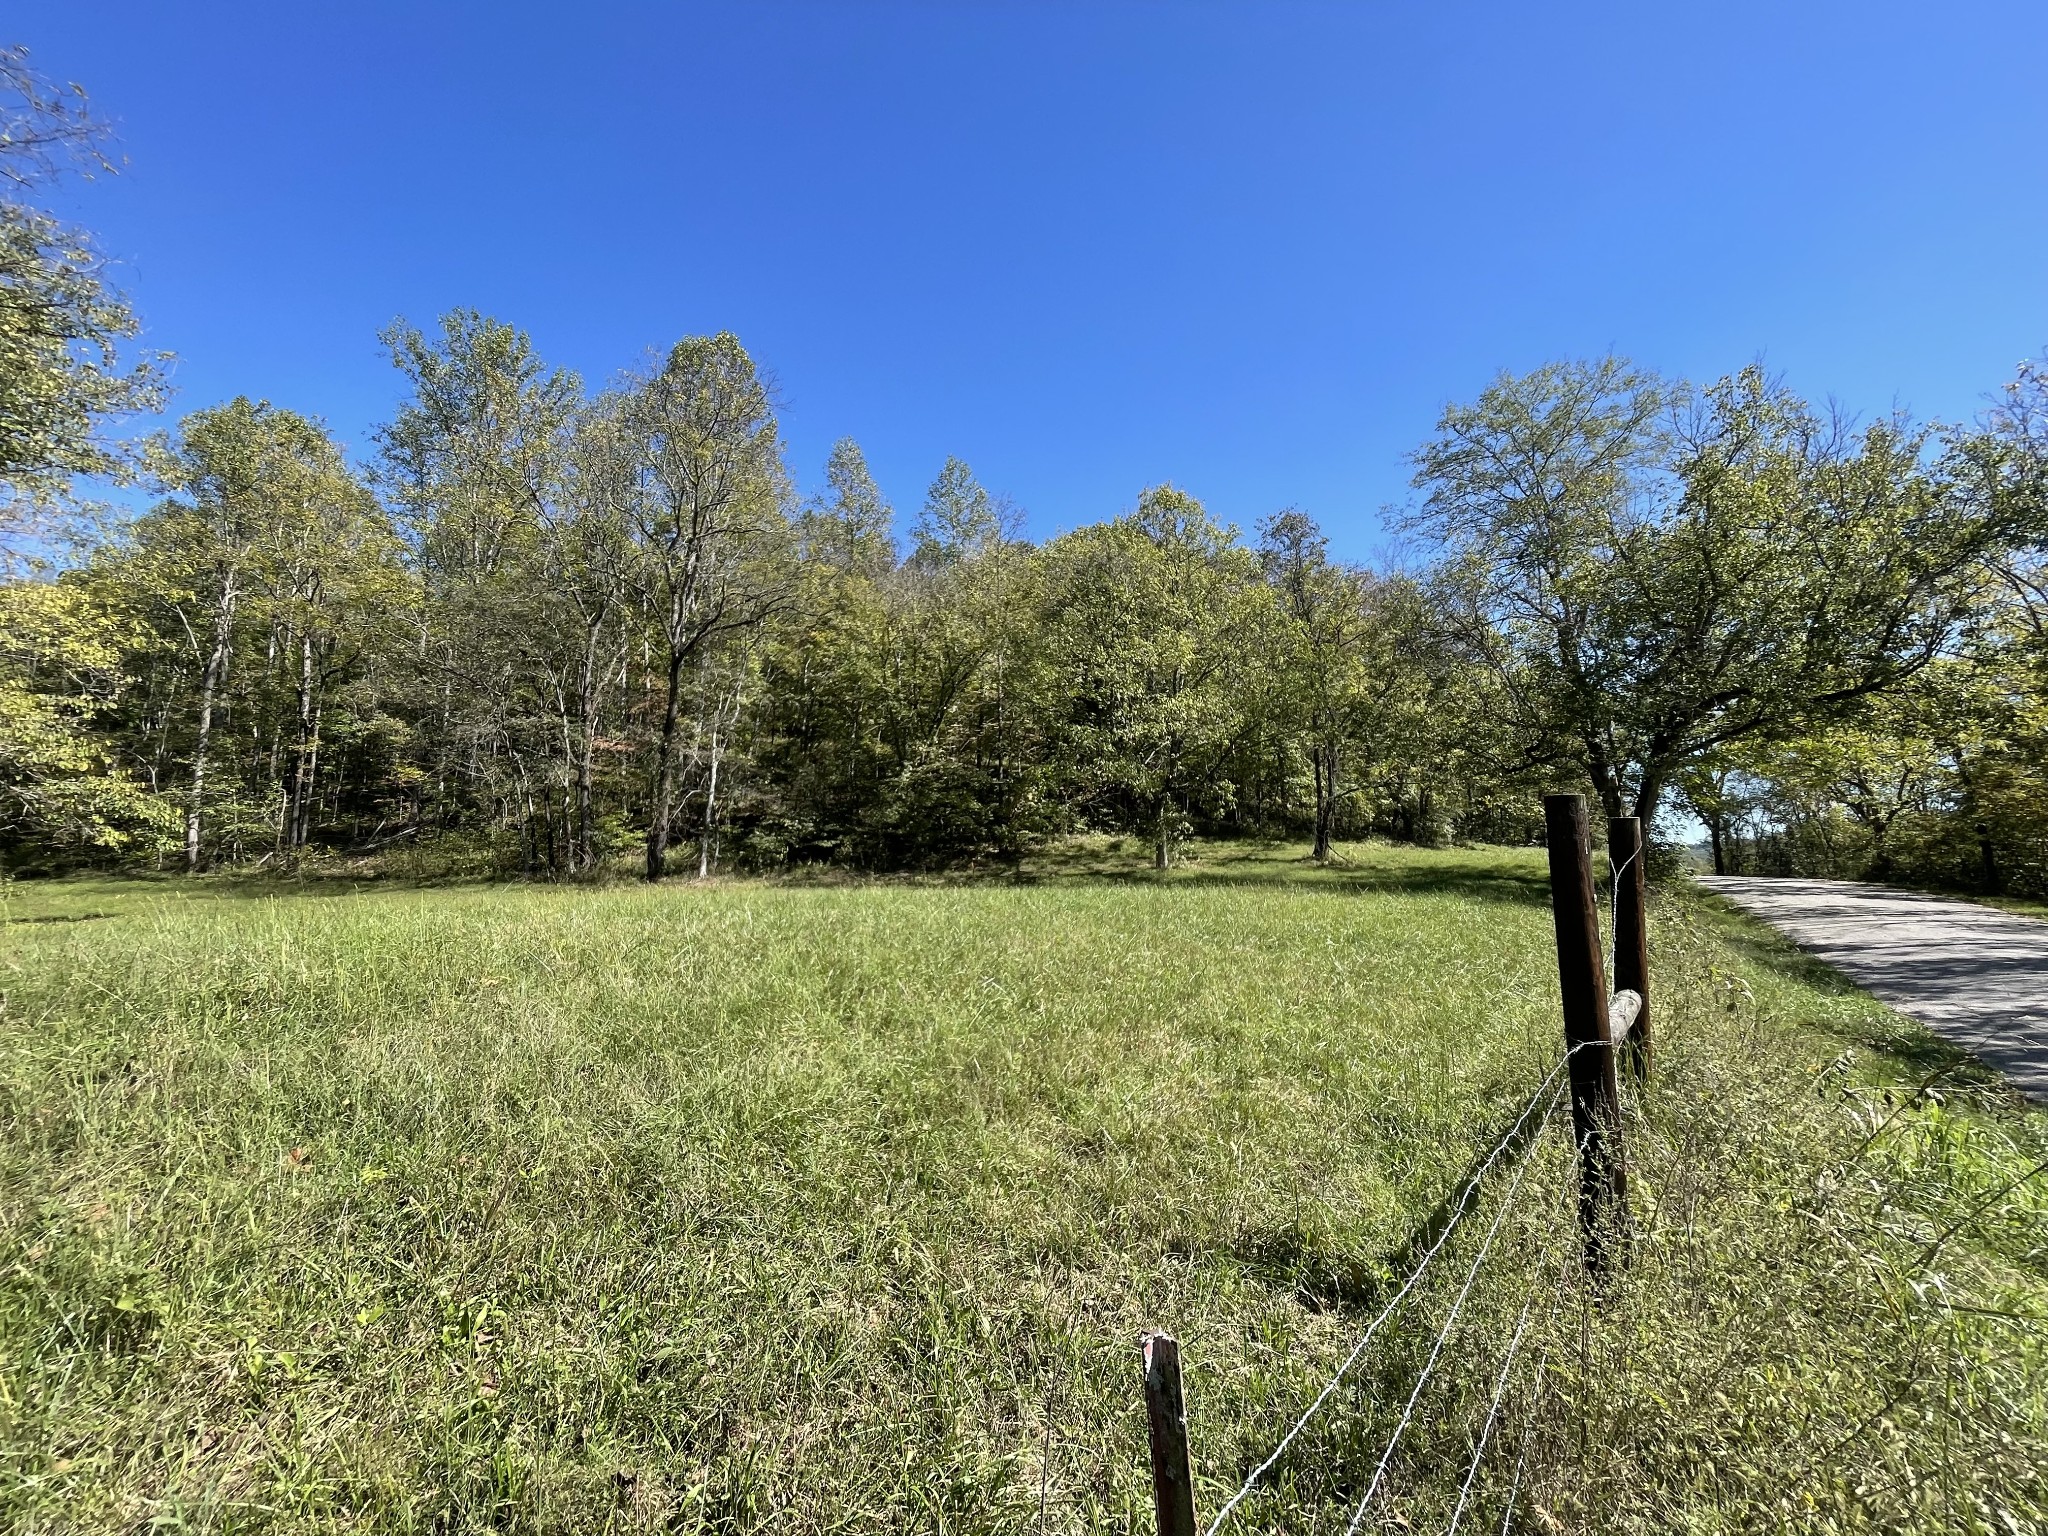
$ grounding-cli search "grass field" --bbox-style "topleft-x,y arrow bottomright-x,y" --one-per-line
3,841 -> 2044,1533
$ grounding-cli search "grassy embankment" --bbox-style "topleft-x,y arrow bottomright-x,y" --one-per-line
2,841 -> 2043,1533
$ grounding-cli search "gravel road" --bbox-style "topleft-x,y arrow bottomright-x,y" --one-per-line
1698,876 -> 2048,1103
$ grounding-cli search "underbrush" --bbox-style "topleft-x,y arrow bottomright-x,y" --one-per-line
0,846 -> 2041,1533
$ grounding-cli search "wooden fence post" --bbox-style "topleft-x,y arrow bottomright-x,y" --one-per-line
1608,816 -> 1650,1082
1141,1332 -> 1198,1536
1544,794 -> 1628,1275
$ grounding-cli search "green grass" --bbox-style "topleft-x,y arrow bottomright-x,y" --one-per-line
1965,892 -> 2048,924
2,841 -> 2043,1533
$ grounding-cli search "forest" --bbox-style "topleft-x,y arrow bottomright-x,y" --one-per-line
5,48 -> 2048,892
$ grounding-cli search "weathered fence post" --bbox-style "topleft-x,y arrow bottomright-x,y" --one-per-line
1608,816 -> 1650,1082
1544,794 -> 1628,1275
1141,1332 -> 1198,1536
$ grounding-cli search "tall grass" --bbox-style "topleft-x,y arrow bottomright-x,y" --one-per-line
0,841 -> 2041,1532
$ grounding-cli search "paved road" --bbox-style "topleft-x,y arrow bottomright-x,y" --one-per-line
1698,877 -> 2048,1102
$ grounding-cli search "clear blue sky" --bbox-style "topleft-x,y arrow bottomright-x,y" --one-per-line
19,1 -> 2048,557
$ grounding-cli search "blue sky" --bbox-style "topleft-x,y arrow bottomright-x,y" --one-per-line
19,1 -> 2048,558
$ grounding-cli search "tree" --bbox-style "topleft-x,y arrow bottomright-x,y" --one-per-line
804,438 -> 895,577
1044,486 -> 1264,869
546,401 -> 637,871
621,333 -> 792,880
0,48 -> 165,523
1257,509 -> 1435,859
1673,750 -> 1763,876
261,446 -> 407,857
1758,691 -> 1951,880
909,456 -> 1011,567
750,445 -> 895,863
1409,359 -> 2044,826
378,311 -> 585,867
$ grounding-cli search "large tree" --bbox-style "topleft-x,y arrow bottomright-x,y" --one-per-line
378,311 -> 584,863
0,47 -> 164,522
1044,486 -> 1265,869
1257,509 -> 1436,860
621,332 -> 791,880
1409,358 -> 2045,824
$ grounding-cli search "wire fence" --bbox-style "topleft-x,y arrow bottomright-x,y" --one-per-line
1139,794 -> 1646,1536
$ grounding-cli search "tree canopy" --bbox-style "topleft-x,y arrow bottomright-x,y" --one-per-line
0,47 -> 163,518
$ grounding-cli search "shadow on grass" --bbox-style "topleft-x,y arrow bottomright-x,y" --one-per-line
1229,1073 -> 1558,1315
1023,839 -> 1555,908
8,837 -> 1561,913
1230,1223 -> 1390,1314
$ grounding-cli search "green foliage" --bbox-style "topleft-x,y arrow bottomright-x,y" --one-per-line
909,455 -> 1009,567
1255,510 -> 1447,857
16,313 -> 2047,890
0,48 -> 165,512
101,398 -> 404,869
0,578 -> 174,860
1040,487 -> 1267,868
802,437 -> 894,578
1690,355 -> 2048,891
1411,359 -> 2044,823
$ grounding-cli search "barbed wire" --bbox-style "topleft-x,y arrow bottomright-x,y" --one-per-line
1339,1077 -> 1567,1535
1201,1044 -> 1591,1535
1446,1166 -> 1578,1534
1490,1245 -> 1578,1536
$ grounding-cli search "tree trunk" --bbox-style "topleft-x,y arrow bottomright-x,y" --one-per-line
1312,739 -> 1336,862
286,630 -> 321,854
575,726 -> 598,873
185,577 -> 237,872
1155,798 -> 1172,871
574,664 -> 599,873
697,722 -> 723,880
1586,746 -> 1623,821
1630,771 -> 1664,828
645,647 -> 688,882
1709,817 -> 1726,876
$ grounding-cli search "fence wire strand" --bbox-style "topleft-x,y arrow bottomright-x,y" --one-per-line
1200,1044 -> 1590,1536
1493,1295 -> 1567,1536
1339,1077 -> 1567,1536
1446,1164 -> 1578,1535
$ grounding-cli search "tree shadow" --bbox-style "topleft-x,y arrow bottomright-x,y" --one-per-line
1021,839 -> 1555,908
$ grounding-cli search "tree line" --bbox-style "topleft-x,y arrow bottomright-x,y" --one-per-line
4,51 -> 2047,887
8,307 -> 1490,877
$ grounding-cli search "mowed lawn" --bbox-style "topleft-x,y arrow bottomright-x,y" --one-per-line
3,842 -> 2044,1533
2,843 -> 1574,1532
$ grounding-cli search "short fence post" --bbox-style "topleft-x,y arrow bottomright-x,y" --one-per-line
1141,1332 -> 1198,1536
1544,793 -> 1628,1276
1608,816 -> 1650,1082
